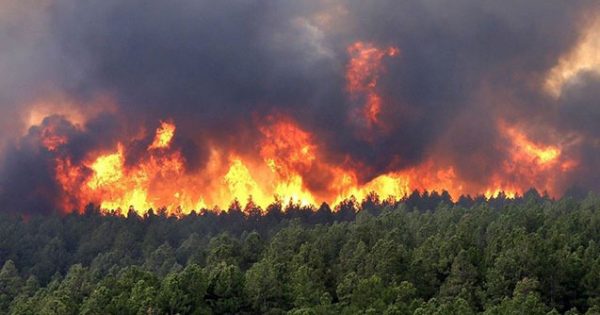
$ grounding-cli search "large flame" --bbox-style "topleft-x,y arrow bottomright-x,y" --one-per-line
148,121 -> 176,150
26,41 -> 579,215
346,42 -> 399,126
480,122 -> 574,199
43,114 -> 575,215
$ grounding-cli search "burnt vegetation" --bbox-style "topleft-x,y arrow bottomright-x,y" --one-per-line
1,190 -> 600,314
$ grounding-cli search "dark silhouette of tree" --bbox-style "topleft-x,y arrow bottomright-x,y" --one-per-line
0,193 -> 599,314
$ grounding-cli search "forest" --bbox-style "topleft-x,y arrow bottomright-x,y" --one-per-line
1,190 -> 600,314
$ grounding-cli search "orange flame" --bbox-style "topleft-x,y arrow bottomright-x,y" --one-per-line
27,53 -> 580,217
148,121 -> 176,150
46,115 -> 579,215
505,126 -> 560,166
346,42 -> 399,126
479,122 -> 576,198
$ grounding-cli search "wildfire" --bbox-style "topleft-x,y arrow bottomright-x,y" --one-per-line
480,122 -> 574,199
87,148 -> 124,189
259,119 -> 316,177
346,42 -> 399,126
28,42 -> 577,215
45,114 -> 580,215
148,121 -> 176,150
224,159 -> 268,206
504,125 -> 561,166
2,2 -> 596,219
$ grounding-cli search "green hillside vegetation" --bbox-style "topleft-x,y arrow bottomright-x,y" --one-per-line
1,190 -> 600,314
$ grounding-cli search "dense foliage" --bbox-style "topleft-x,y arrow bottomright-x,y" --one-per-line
1,190 -> 600,314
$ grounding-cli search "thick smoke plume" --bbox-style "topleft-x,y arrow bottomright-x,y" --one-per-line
1,0 -> 600,214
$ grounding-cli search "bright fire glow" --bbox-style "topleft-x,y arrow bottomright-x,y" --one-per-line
26,36 -> 581,216
505,126 -> 561,165
87,148 -> 124,189
480,122 -> 573,199
45,116 -> 576,215
148,121 -> 176,150
346,42 -> 399,126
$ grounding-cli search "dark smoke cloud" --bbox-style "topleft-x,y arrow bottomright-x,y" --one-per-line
0,1 -> 59,154
0,0 -> 599,213
555,72 -> 600,192
341,0 -> 589,178
0,114 -> 125,213
0,129 -> 62,214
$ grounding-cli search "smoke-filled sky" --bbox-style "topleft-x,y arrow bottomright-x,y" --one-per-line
1,0 -> 600,214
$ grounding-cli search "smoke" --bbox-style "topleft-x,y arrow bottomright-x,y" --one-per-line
0,1 -> 56,152
555,72 -> 600,191
0,0 -> 599,213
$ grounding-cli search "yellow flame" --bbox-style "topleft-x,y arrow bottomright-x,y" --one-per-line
51,117 -> 577,215
224,159 -> 267,204
508,127 -> 561,165
87,147 -> 124,189
100,187 -> 151,212
484,189 -> 517,199
273,174 -> 315,207
148,121 -> 175,150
